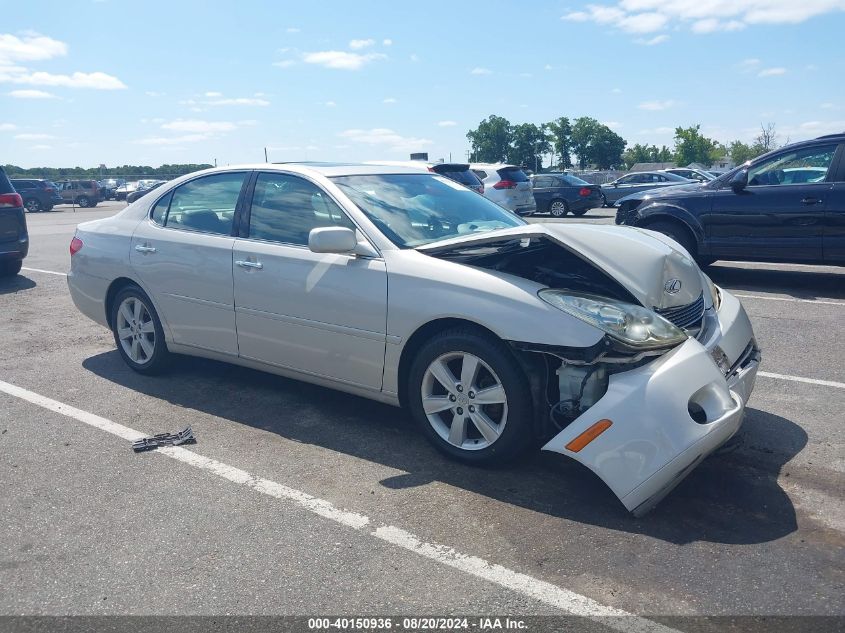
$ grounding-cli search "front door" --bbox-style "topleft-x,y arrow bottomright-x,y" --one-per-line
233,171 -> 388,390
705,143 -> 838,262
130,171 -> 249,356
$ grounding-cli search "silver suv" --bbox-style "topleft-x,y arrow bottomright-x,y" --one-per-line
469,163 -> 536,216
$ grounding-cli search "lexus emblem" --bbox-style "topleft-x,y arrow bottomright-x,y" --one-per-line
664,278 -> 682,295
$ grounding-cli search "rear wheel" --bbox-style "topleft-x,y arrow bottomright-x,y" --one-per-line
600,193 -> 608,207
110,285 -> 170,375
24,198 -> 42,213
549,199 -> 569,217
0,260 -> 22,277
408,328 -> 534,465
570,207 -> 588,217
76,196 -> 90,208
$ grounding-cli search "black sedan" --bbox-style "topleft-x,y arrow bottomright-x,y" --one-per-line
614,132 -> 845,266
530,173 -> 603,217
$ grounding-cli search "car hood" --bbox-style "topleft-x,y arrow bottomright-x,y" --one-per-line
418,223 -> 702,310
616,182 -> 706,204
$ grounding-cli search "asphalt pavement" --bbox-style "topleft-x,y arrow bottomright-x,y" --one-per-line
1,201 -> 843,628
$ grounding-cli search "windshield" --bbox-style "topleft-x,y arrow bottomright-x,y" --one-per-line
332,173 -> 525,247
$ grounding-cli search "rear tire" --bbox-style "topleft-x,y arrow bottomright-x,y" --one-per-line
570,207 -> 588,217
549,199 -> 569,217
408,328 -> 534,465
24,198 -> 42,213
0,260 -> 22,277
600,193 -> 608,207
110,285 -> 170,375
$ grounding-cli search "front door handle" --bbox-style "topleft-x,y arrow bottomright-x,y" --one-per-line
134,244 -> 156,253
801,197 -> 823,205
235,260 -> 263,270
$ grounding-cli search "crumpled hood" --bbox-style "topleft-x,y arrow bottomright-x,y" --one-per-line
419,223 -> 703,310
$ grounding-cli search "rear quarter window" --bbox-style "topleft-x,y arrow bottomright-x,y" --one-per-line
0,170 -> 14,194
497,168 -> 528,182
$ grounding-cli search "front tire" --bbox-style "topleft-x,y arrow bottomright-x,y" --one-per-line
110,285 -> 170,375
643,221 -> 698,259
549,199 -> 569,217
76,196 -> 90,208
408,328 -> 534,465
0,260 -> 22,277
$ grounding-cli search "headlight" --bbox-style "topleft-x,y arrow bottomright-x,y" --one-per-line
703,274 -> 721,310
539,290 -> 687,349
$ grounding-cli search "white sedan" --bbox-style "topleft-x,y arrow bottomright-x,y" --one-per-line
67,163 -> 760,515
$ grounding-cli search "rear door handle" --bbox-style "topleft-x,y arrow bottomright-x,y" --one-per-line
235,260 -> 263,270
134,244 -> 156,253
801,197 -> 822,205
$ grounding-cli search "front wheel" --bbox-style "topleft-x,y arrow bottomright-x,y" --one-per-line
408,329 -> 534,465
643,221 -> 697,259
110,285 -> 170,375
76,196 -> 91,208
549,199 -> 568,217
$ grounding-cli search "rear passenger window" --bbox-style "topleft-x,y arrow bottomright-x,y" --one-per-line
247,173 -> 354,246
472,170 -> 487,180
164,172 -> 245,236
150,191 -> 172,225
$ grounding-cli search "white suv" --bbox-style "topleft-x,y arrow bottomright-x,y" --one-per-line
470,163 -> 536,216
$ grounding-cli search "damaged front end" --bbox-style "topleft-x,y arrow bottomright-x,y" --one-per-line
424,226 -> 759,515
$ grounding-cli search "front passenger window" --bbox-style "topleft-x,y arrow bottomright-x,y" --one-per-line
747,145 -> 836,187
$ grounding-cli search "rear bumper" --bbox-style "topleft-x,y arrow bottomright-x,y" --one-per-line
0,236 -> 28,261
67,269 -> 110,328
542,289 -> 759,514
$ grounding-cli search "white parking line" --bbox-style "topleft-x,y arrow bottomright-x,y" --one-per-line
758,371 -> 845,390
21,266 -> 67,277
0,378 -> 674,633
734,293 -> 845,306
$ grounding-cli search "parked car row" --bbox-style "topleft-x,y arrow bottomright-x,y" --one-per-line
10,178 -> 101,211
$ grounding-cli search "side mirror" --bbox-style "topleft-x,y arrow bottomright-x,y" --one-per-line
729,169 -> 748,193
308,227 -> 358,254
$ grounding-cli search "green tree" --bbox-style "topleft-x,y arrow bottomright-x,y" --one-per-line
673,125 -> 721,166
546,117 -> 573,169
727,140 -> 757,165
571,117 -> 626,169
466,115 -> 512,163
508,123 -> 551,171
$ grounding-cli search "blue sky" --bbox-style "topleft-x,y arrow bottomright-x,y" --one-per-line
2,0 -> 844,168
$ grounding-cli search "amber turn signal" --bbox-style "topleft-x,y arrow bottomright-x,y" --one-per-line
565,419 -> 613,453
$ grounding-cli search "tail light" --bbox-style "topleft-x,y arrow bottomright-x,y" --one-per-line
493,179 -> 517,190
0,193 -> 23,208
70,236 -> 83,256
45,187 -> 55,193
579,187 -> 593,197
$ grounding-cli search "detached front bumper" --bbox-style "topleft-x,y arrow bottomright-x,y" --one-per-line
542,289 -> 759,515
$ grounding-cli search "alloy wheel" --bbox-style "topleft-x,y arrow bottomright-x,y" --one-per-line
25,199 -> 41,212
549,200 -> 567,217
116,296 -> 156,364
421,352 -> 508,451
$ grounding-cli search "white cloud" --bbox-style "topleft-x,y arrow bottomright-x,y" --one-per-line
339,128 -> 433,152
410,54 -> 419,62
286,27 -> 300,33
0,33 -> 67,64
610,87 -> 623,94
544,64 -> 553,70
324,101 -> 337,107
821,102 -> 839,110
758,67 -> 786,76
470,67 -> 492,75
602,121 -> 622,129
31,144 -> 51,150
204,91 -> 222,97
206,97 -> 270,106
8,89 -> 57,99
639,99 -> 677,111
135,134 -> 208,146
161,119 -> 238,133
636,34 -> 669,45
736,58 -> 761,72
0,69 -> 126,89
273,60 -> 296,68
14,132 -> 54,140
145,90 -> 165,97
382,39 -> 392,46
0,123 -> 16,131
302,50 -> 386,70
383,97 -> 397,104
562,1 -> 845,34
437,120 -> 457,127
349,38 -> 375,50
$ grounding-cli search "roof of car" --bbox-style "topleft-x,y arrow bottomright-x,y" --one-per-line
265,162 -> 432,176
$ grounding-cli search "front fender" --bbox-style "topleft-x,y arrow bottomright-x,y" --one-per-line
635,203 -> 704,245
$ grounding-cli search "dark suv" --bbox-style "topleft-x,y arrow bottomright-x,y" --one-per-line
10,178 -> 63,212
615,133 -> 845,265
0,167 -> 28,277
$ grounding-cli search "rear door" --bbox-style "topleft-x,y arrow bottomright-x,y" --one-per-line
130,171 -> 250,355
706,143 -> 837,262
823,144 -> 845,264
531,176 -> 555,211
232,171 -> 387,389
